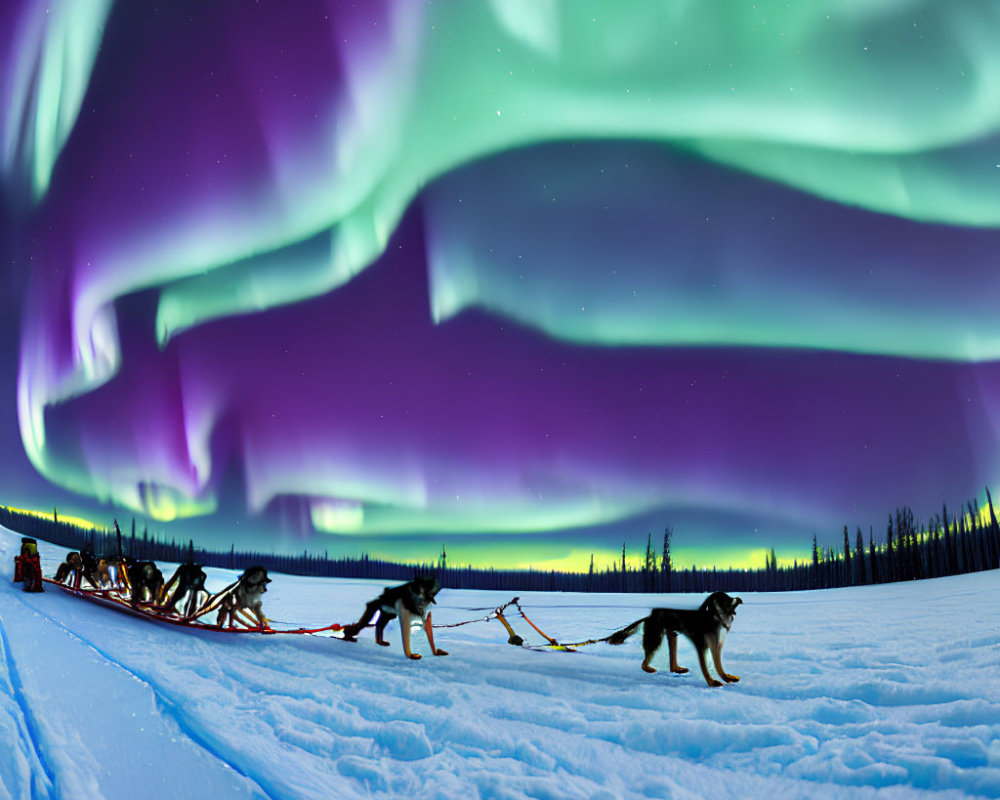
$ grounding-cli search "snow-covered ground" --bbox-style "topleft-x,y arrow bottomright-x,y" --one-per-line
1,526 -> 998,800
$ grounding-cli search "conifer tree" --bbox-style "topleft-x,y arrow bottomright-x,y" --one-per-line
928,520 -> 940,579
662,526 -> 673,593
935,519 -> 946,576
894,509 -> 909,581
944,508 -> 956,574
987,487 -> 1000,569
644,533 -> 653,592
856,527 -> 866,585
971,502 -> 988,571
886,515 -> 895,583
964,513 -> 975,571
983,499 -> 996,570
811,535 -> 820,589
842,525 -> 852,586
955,516 -> 965,573
868,528 -> 879,584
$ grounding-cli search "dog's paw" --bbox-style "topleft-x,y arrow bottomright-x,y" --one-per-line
706,679 -> 723,687
375,640 -> 391,647
670,666 -> 689,675
407,653 -> 422,660
724,674 -> 740,683
434,649 -> 449,656
641,663 -> 658,673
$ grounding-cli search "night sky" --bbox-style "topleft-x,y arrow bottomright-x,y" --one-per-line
3,0 -> 1000,570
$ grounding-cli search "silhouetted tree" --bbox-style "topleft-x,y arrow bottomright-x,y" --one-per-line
842,526 -> 852,586
886,515 -> 895,583
987,487 -> 1000,569
811,535 -> 820,589
662,526 -> 673,592
855,527 -> 866,585
644,533 -> 653,592
867,528 -> 879,584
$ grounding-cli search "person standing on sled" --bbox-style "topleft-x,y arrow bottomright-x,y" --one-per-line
340,577 -> 448,660
13,538 -> 45,592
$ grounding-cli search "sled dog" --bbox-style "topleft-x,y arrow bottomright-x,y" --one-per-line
54,551 -> 85,586
91,556 -> 113,589
608,591 -> 742,687
216,566 -> 271,629
341,577 -> 448,660
79,547 -> 99,586
128,560 -> 165,607
161,563 -> 209,617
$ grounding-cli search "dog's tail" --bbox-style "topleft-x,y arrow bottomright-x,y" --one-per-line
605,617 -> 647,645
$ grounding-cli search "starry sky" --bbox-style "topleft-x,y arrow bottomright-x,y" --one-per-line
2,0 -> 1000,571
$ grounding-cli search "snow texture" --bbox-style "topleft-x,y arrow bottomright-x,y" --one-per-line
1,526 -> 998,799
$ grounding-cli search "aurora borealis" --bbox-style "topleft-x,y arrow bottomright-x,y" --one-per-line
3,1 -> 1000,570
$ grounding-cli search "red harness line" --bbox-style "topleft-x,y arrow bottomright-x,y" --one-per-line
430,596 -> 577,650
512,598 -> 560,646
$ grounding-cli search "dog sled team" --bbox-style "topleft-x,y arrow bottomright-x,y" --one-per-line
23,524 -> 275,631
13,530 -> 743,685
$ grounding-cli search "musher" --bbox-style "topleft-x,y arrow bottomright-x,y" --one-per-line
13,538 -> 45,592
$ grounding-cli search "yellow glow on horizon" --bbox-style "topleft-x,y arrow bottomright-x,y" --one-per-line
504,548 -> 604,573
3,505 -> 100,530
372,544 -> 813,573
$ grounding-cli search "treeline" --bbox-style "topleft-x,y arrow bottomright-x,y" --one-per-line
804,494 -> 1000,590
3,492 -> 999,594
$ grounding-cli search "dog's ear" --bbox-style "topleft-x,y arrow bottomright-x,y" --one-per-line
734,597 -> 742,607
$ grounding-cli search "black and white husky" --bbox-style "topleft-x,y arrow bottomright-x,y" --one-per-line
341,577 -> 449,660
608,591 -> 742,687
216,566 -> 272,629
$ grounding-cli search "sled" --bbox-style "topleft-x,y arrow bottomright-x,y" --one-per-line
42,578 -> 344,637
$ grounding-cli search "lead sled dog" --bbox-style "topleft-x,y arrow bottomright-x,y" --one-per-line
607,591 -> 742,687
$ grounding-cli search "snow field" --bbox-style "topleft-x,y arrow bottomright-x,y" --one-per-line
1,527 -> 998,800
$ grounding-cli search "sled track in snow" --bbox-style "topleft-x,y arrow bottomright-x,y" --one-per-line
0,606 -> 55,800
9,593 -> 278,800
